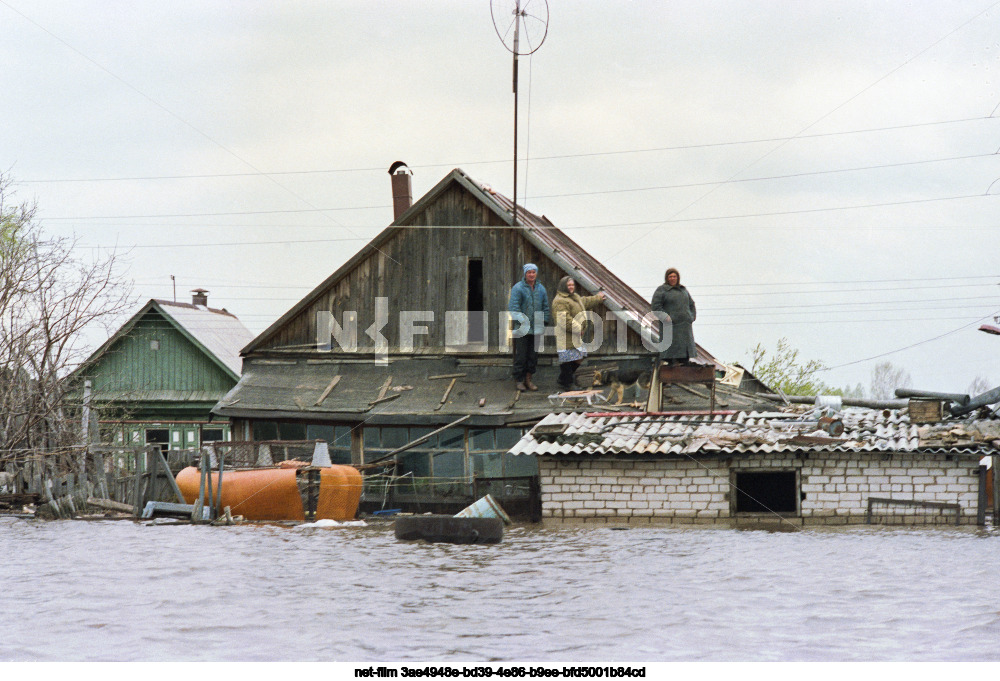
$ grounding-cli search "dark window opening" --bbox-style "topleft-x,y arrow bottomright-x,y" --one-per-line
253,421 -> 278,441
467,259 -> 485,343
201,428 -> 225,445
145,428 -> 169,453
734,471 -> 798,514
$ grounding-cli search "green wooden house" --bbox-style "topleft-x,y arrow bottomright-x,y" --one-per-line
71,290 -> 256,451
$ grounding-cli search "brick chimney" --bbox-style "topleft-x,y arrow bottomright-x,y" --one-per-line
191,288 -> 209,306
389,161 -> 412,222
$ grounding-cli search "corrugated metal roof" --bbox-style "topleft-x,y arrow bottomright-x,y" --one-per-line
510,409 -> 999,457
473,177 -> 716,364
155,301 -> 255,377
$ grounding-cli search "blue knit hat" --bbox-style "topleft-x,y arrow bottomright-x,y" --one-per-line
523,263 -> 538,274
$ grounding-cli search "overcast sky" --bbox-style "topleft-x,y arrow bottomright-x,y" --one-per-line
2,1 -> 999,395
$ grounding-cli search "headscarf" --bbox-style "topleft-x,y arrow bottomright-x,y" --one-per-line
664,267 -> 680,285
557,275 -> 574,295
523,263 -> 538,274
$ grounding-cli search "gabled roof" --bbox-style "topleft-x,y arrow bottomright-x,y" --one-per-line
243,168 -> 714,362
75,299 -> 255,381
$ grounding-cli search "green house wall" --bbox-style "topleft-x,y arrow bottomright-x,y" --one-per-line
83,308 -> 235,395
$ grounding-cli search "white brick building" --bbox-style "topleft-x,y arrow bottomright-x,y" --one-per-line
510,409 -> 998,526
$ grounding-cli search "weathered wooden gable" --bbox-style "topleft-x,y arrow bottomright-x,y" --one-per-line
81,308 -> 235,395
252,175 -> 650,356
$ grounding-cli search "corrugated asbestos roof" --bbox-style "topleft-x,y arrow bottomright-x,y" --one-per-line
154,300 -> 256,377
510,409 -> 1000,457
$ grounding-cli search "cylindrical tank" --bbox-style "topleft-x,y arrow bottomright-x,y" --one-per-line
175,465 -> 363,522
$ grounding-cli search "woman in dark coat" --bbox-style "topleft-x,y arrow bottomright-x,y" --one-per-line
651,267 -> 697,365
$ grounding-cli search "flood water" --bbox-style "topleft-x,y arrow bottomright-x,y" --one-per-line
1,516 -> 999,662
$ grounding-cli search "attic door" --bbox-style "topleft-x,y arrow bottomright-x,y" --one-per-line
445,255 -> 487,348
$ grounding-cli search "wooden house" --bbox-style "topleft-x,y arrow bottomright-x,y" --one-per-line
72,290 -> 255,451
213,166 -> 733,511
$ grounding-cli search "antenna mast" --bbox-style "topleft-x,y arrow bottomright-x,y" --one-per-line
491,0 -> 549,227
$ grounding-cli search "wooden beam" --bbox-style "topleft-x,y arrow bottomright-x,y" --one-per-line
434,378 -> 457,411
364,415 -> 472,465
377,376 -> 392,401
314,375 -> 342,405
368,393 -> 401,407
428,373 -> 466,380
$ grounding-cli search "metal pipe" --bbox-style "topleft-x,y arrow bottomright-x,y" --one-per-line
949,385 -> 1000,417
783,395 -> 907,409
895,388 -> 970,405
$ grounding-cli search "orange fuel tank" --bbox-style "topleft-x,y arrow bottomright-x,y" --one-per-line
175,465 -> 363,521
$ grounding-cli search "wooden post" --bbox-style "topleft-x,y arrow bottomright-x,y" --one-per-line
153,449 -> 187,504
993,454 -> 999,522
212,448 -> 224,520
192,450 -> 208,523
204,454 -> 214,522
977,464 -> 987,527
131,449 -> 144,515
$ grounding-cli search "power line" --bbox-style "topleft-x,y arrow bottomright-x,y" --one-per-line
0,0 -> 403,269
528,152 -> 1000,200
15,116 -> 996,184
639,282 -> 1000,296
686,274 -> 1000,288
816,312 -> 1000,369
604,0 -> 1000,261
133,273 -> 999,291
703,295 -> 999,312
700,313 -> 997,326
52,191 -> 1000,224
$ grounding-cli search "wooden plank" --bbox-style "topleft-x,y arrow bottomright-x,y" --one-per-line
377,376 -> 392,401
87,497 -> 136,513
428,373 -> 466,380
368,393 -> 401,407
434,378 -> 458,411
506,389 -> 521,410
156,450 -> 188,505
314,375 -> 342,406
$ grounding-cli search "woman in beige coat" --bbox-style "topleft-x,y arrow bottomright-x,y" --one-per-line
552,276 -> 605,389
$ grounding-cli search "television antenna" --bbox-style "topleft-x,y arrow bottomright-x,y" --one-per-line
491,0 -> 549,225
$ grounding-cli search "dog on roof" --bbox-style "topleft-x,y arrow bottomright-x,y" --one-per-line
592,367 -> 652,405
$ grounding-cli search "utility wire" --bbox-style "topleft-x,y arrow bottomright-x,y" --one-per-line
528,152 -> 1000,200
604,0 -> 1000,261
0,0 -> 401,267
817,311 -> 1000,369
53,190 -> 1000,223
16,116 -> 996,184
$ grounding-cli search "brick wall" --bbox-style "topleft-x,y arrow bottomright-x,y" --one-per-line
537,452 -> 982,526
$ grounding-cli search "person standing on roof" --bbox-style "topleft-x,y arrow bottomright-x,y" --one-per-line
552,276 -> 605,390
651,267 -> 697,366
509,263 -> 551,391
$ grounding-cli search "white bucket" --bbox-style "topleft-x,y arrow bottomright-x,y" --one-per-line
455,494 -> 512,525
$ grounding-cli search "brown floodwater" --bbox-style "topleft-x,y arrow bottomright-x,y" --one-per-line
1,517 -> 998,662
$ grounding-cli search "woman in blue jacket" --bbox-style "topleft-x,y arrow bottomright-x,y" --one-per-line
508,263 -> 551,391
